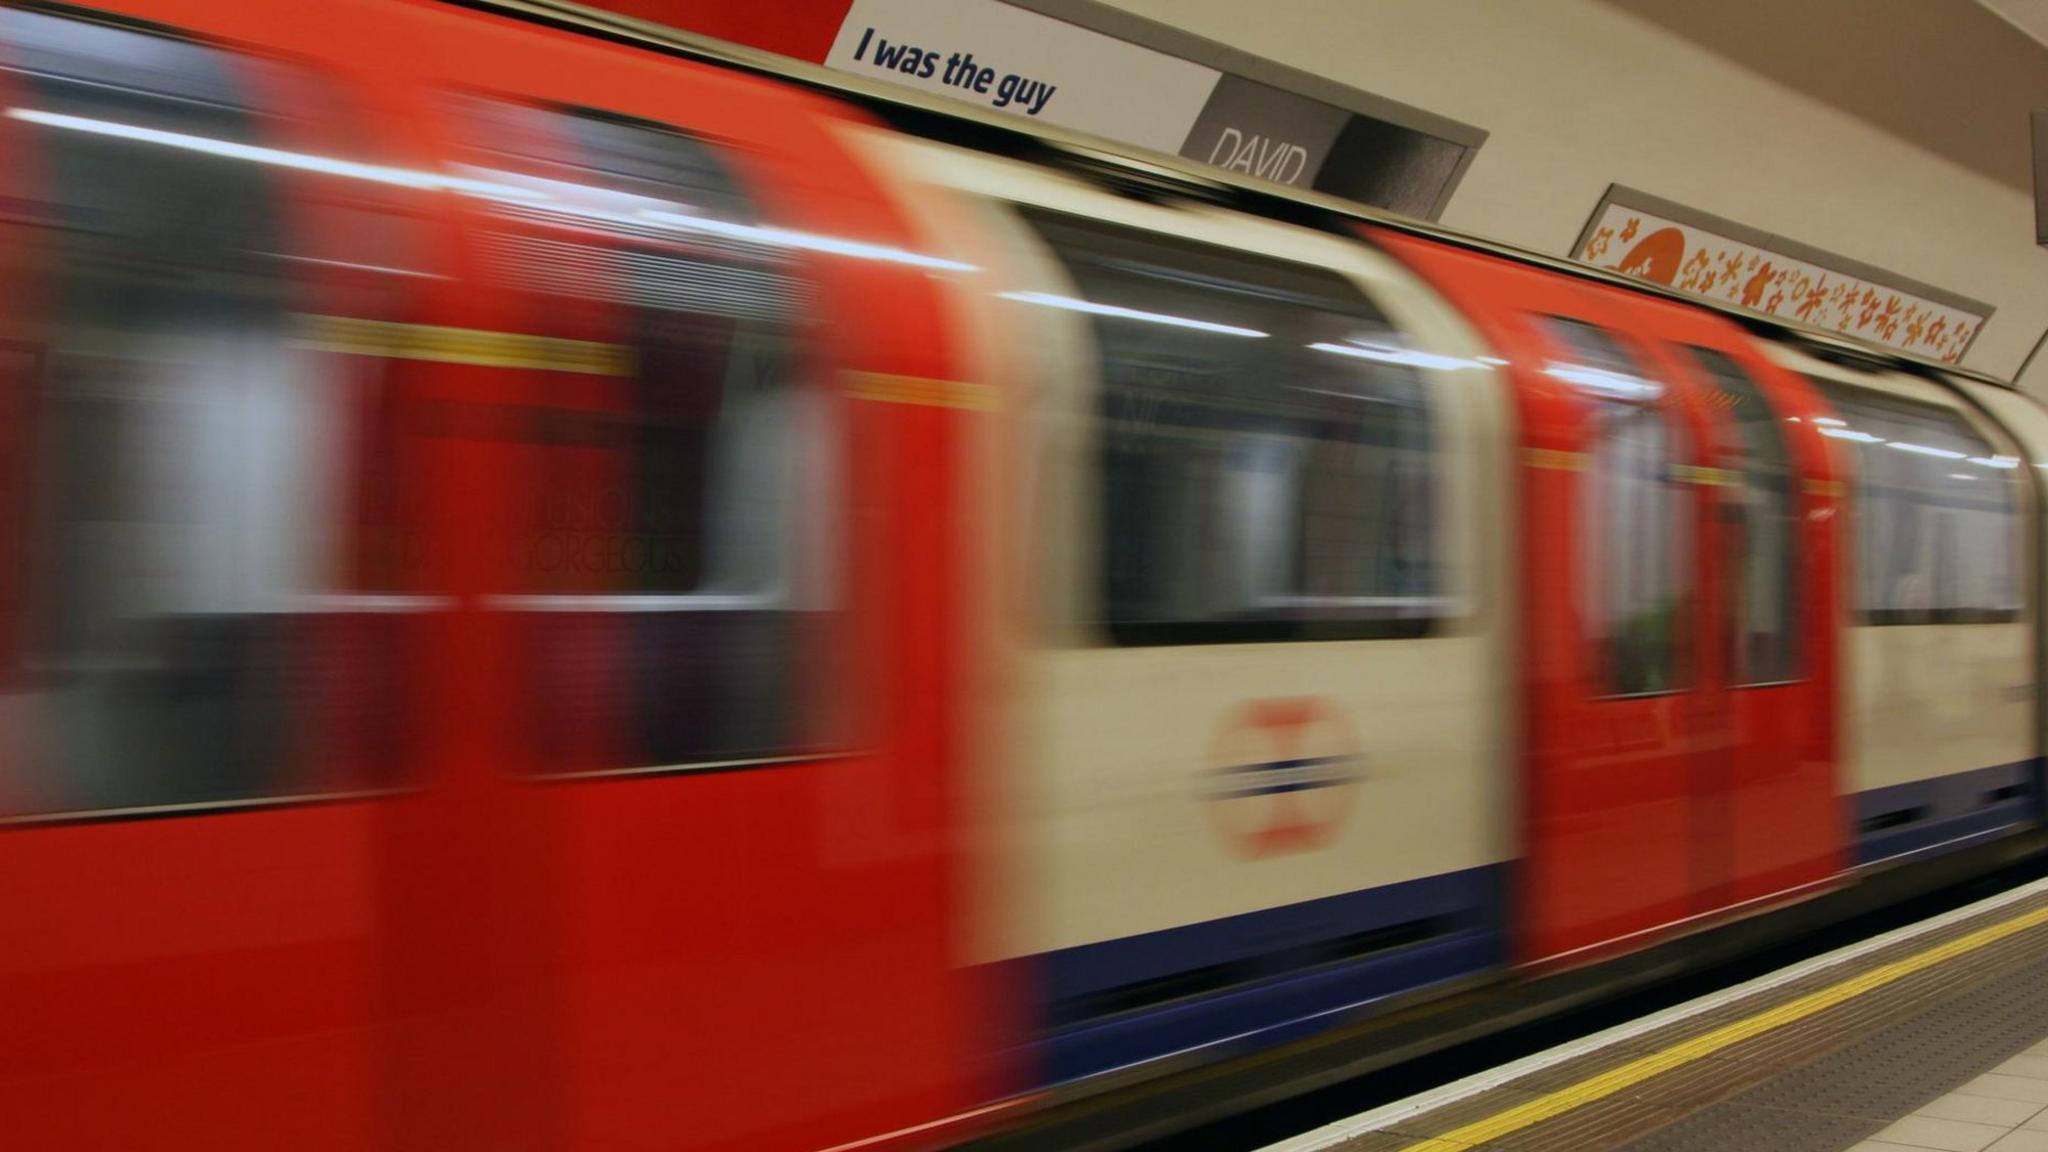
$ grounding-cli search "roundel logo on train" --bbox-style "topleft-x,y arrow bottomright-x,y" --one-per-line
1199,697 -> 1365,860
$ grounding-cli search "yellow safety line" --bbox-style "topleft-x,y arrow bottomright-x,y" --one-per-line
1401,901 -> 2048,1150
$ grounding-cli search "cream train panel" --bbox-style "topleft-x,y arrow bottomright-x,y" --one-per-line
1843,625 -> 2030,794
865,132 -> 1514,959
1946,376 -> 2048,770
1023,638 -> 1497,950
1764,345 -> 2032,799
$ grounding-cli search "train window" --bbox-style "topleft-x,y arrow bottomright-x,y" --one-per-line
1686,347 -> 1798,685
0,10 -> 417,816
1015,209 -> 1442,646
453,100 -> 822,773
1543,317 -> 1691,697
1812,382 -> 2019,625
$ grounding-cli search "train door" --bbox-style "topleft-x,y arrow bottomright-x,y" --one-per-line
0,7 -> 442,1148
1622,298 -> 1843,906
1370,231 -> 1733,961
1519,289 -> 1721,959
407,12 -> 1002,1150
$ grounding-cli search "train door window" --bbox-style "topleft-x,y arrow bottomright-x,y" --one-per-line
453,99 -> 821,772
1542,316 -> 1691,696
1686,346 -> 1798,684
1013,209 -> 1443,646
0,9 -> 418,816
1812,382 -> 2019,625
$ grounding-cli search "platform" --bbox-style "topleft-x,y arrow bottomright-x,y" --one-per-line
1267,876 -> 2048,1152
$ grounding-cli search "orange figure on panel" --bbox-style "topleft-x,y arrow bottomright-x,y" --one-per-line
1616,226 -> 1686,284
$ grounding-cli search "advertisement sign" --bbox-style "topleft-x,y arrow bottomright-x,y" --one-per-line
1576,197 -> 1988,364
825,0 -> 1219,153
576,0 -> 1480,217
821,0 -> 1473,215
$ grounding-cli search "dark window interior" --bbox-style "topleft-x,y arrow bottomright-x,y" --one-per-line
1019,208 -> 1444,646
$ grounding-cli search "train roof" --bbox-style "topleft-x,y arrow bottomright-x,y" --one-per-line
465,0 -> 2015,391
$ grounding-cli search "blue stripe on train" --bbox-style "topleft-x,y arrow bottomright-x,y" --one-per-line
1024,762 -> 2044,1087
1853,758 -> 2043,866
1032,865 -> 1504,1085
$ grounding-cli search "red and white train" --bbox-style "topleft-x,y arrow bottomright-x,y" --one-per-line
0,2 -> 2042,1149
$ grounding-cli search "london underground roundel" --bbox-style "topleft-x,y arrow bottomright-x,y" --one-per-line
1199,697 -> 1364,860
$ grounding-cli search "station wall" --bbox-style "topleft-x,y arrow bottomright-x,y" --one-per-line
580,0 -> 2048,389
1088,0 -> 2048,389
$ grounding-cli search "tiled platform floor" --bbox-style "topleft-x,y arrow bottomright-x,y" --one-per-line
1849,1037 -> 2048,1152
1277,877 -> 2048,1151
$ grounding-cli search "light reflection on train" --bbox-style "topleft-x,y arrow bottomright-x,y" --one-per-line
0,3 -> 2042,1151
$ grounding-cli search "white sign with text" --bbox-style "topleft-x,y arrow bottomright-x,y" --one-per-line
825,0 -> 1222,153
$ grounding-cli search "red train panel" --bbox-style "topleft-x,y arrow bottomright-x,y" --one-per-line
1371,228 -> 1844,963
0,1 -> 1008,1149
1600,287 -> 1845,909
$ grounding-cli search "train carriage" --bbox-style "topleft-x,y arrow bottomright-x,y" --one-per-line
0,2 -> 2042,1150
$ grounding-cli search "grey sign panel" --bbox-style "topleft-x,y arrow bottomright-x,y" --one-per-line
2035,110 -> 2048,247
1006,0 -> 1484,219
1177,75 -> 1351,189
1176,74 -> 1476,218
1313,117 -> 1471,221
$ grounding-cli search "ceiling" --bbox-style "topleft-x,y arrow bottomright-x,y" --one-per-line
1982,0 -> 2048,50
1599,0 -> 2048,195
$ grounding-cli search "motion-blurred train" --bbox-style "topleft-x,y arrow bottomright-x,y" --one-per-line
2,1 -> 2043,1149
